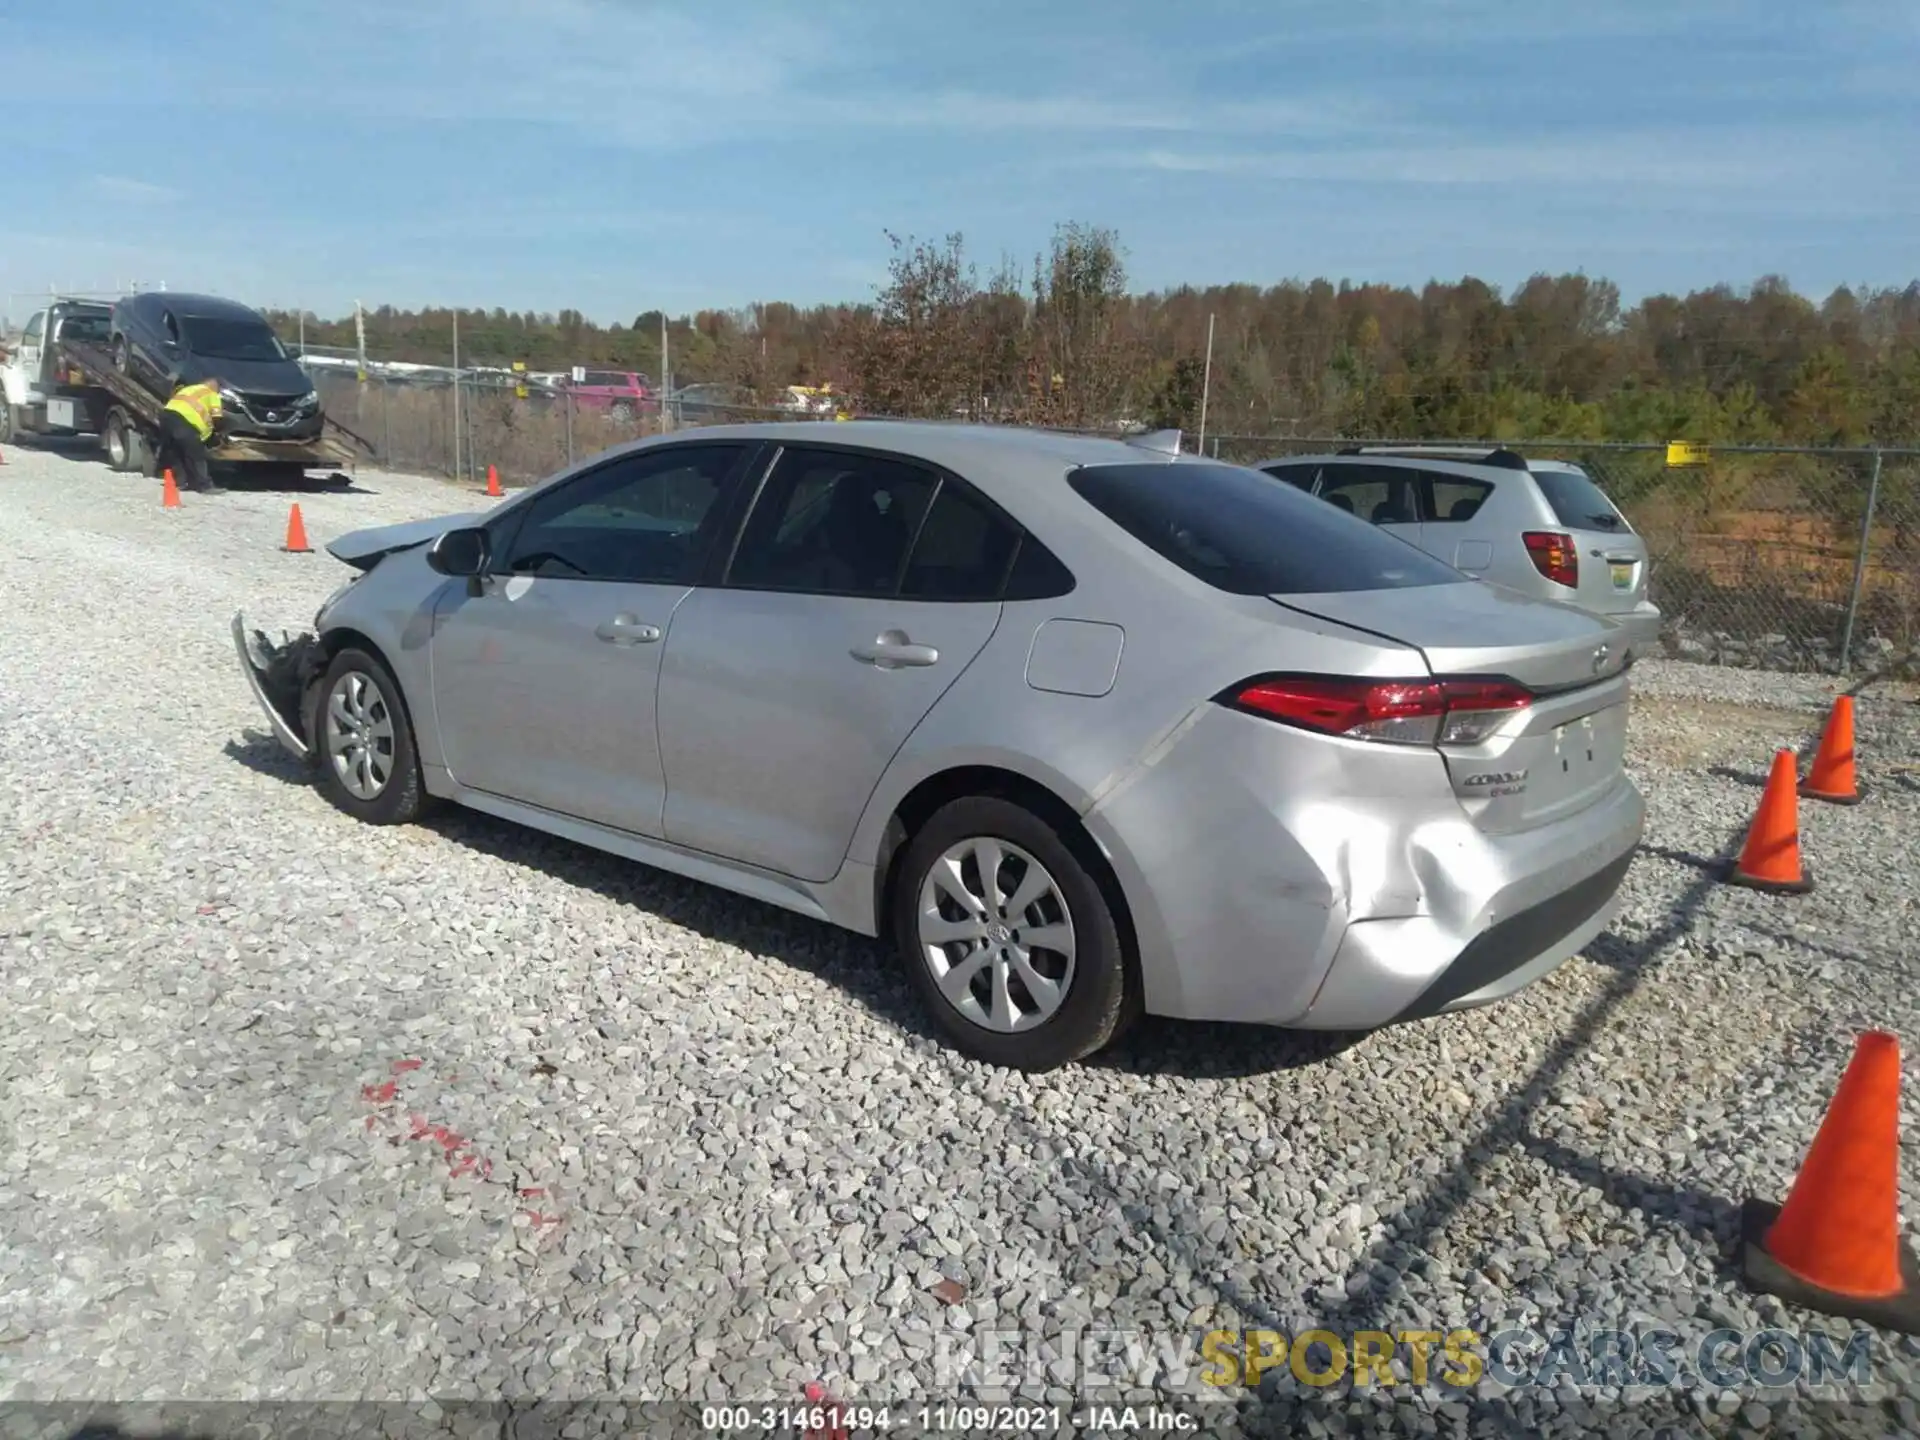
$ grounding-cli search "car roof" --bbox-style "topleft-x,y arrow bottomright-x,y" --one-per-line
132,292 -> 270,322
1248,449 -> 1532,483
648,419 -> 1183,478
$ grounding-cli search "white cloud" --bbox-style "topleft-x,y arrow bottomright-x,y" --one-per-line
90,176 -> 182,203
1124,124 -> 1904,194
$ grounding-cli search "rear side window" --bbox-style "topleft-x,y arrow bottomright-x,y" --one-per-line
1315,464 -> 1420,525
1261,462 -> 1320,491
900,481 -> 1021,600
1530,467 -> 1628,532
1423,473 -> 1494,523
727,447 -> 938,596
1069,461 -> 1467,596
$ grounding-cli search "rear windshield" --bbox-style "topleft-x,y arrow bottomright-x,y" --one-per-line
56,312 -> 111,343
1068,461 -> 1468,595
181,315 -> 286,362
1530,467 -> 1627,531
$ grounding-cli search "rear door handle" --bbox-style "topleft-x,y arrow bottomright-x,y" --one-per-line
595,614 -> 662,645
851,629 -> 939,669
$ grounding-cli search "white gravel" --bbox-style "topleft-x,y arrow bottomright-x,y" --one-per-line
4,438 -> 1920,1435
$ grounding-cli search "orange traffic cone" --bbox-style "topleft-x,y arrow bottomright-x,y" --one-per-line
1741,1030 -> 1920,1331
1719,748 -> 1813,893
486,464 -> 502,498
162,468 -> 181,508
1800,695 -> 1864,805
282,502 -> 312,553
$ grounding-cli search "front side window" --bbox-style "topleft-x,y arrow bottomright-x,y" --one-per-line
496,443 -> 747,583
727,447 -> 938,596
1069,460 -> 1465,596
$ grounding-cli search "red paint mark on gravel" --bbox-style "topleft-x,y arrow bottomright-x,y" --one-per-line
357,1056 -> 558,1232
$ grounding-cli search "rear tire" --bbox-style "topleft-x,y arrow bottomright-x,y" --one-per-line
112,333 -> 132,374
104,410 -> 131,471
891,796 -> 1131,1072
312,647 -> 428,827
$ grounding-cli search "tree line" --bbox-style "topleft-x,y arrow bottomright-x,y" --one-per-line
267,223 -> 1920,446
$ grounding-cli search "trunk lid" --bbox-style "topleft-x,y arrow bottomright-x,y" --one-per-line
1272,581 -> 1632,833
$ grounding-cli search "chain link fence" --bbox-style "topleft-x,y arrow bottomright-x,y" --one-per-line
304,370 -> 1920,677
310,369 -> 834,491
1211,436 -> 1920,677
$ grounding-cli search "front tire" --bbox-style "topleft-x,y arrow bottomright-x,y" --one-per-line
892,796 -> 1131,1071
313,648 -> 426,826
112,333 -> 132,375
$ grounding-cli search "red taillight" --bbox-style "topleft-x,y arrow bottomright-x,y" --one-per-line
1228,675 -> 1532,746
1523,531 -> 1578,588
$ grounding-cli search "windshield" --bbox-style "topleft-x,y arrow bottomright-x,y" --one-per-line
1530,466 -> 1628,532
179,315 -> 287,362
1069,461 -> 1469,595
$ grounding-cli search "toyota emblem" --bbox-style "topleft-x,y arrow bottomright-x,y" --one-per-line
1591,644 -> 1612,674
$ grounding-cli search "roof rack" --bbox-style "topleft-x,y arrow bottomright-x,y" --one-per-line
1335,444 -> 1529,471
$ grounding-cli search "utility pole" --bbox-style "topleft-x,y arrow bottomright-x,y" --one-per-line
660,310 -> 672,433
1196,312 -> 1216,455
451,308 -> 462,484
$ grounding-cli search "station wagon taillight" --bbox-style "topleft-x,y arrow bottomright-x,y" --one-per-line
1225,675 -> 1533,747
1523,531 -> 1578,588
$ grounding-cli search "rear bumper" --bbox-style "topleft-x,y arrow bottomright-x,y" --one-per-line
1084,704 -> 1645,1031
1292,777 -> 1643,1029
1614,601 -> 1662,660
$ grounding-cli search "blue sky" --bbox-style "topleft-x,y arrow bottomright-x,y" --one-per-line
4,0 -> 1915,326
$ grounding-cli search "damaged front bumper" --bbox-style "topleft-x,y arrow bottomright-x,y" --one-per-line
231,610 -> 325,764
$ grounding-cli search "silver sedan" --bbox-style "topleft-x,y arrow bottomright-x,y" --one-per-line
234,422 -> 1645,1071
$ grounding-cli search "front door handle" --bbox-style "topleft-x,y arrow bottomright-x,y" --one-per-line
851,629 -> 939,669
595,614 -> 662,645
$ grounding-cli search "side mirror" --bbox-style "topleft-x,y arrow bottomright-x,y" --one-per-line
426,526 -> 490,580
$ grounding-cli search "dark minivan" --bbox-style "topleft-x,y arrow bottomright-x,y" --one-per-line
109,292 -> 323,441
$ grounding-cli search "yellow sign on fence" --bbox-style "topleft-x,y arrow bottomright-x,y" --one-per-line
1666,440 -> 1709,468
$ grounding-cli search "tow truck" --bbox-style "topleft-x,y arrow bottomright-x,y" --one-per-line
2,296 -> 363,482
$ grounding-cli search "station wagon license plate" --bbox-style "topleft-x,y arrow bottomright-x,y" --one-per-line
1610,562 -> 1633,590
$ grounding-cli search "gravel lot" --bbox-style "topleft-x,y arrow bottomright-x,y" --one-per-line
4,438 -> 1920,1435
